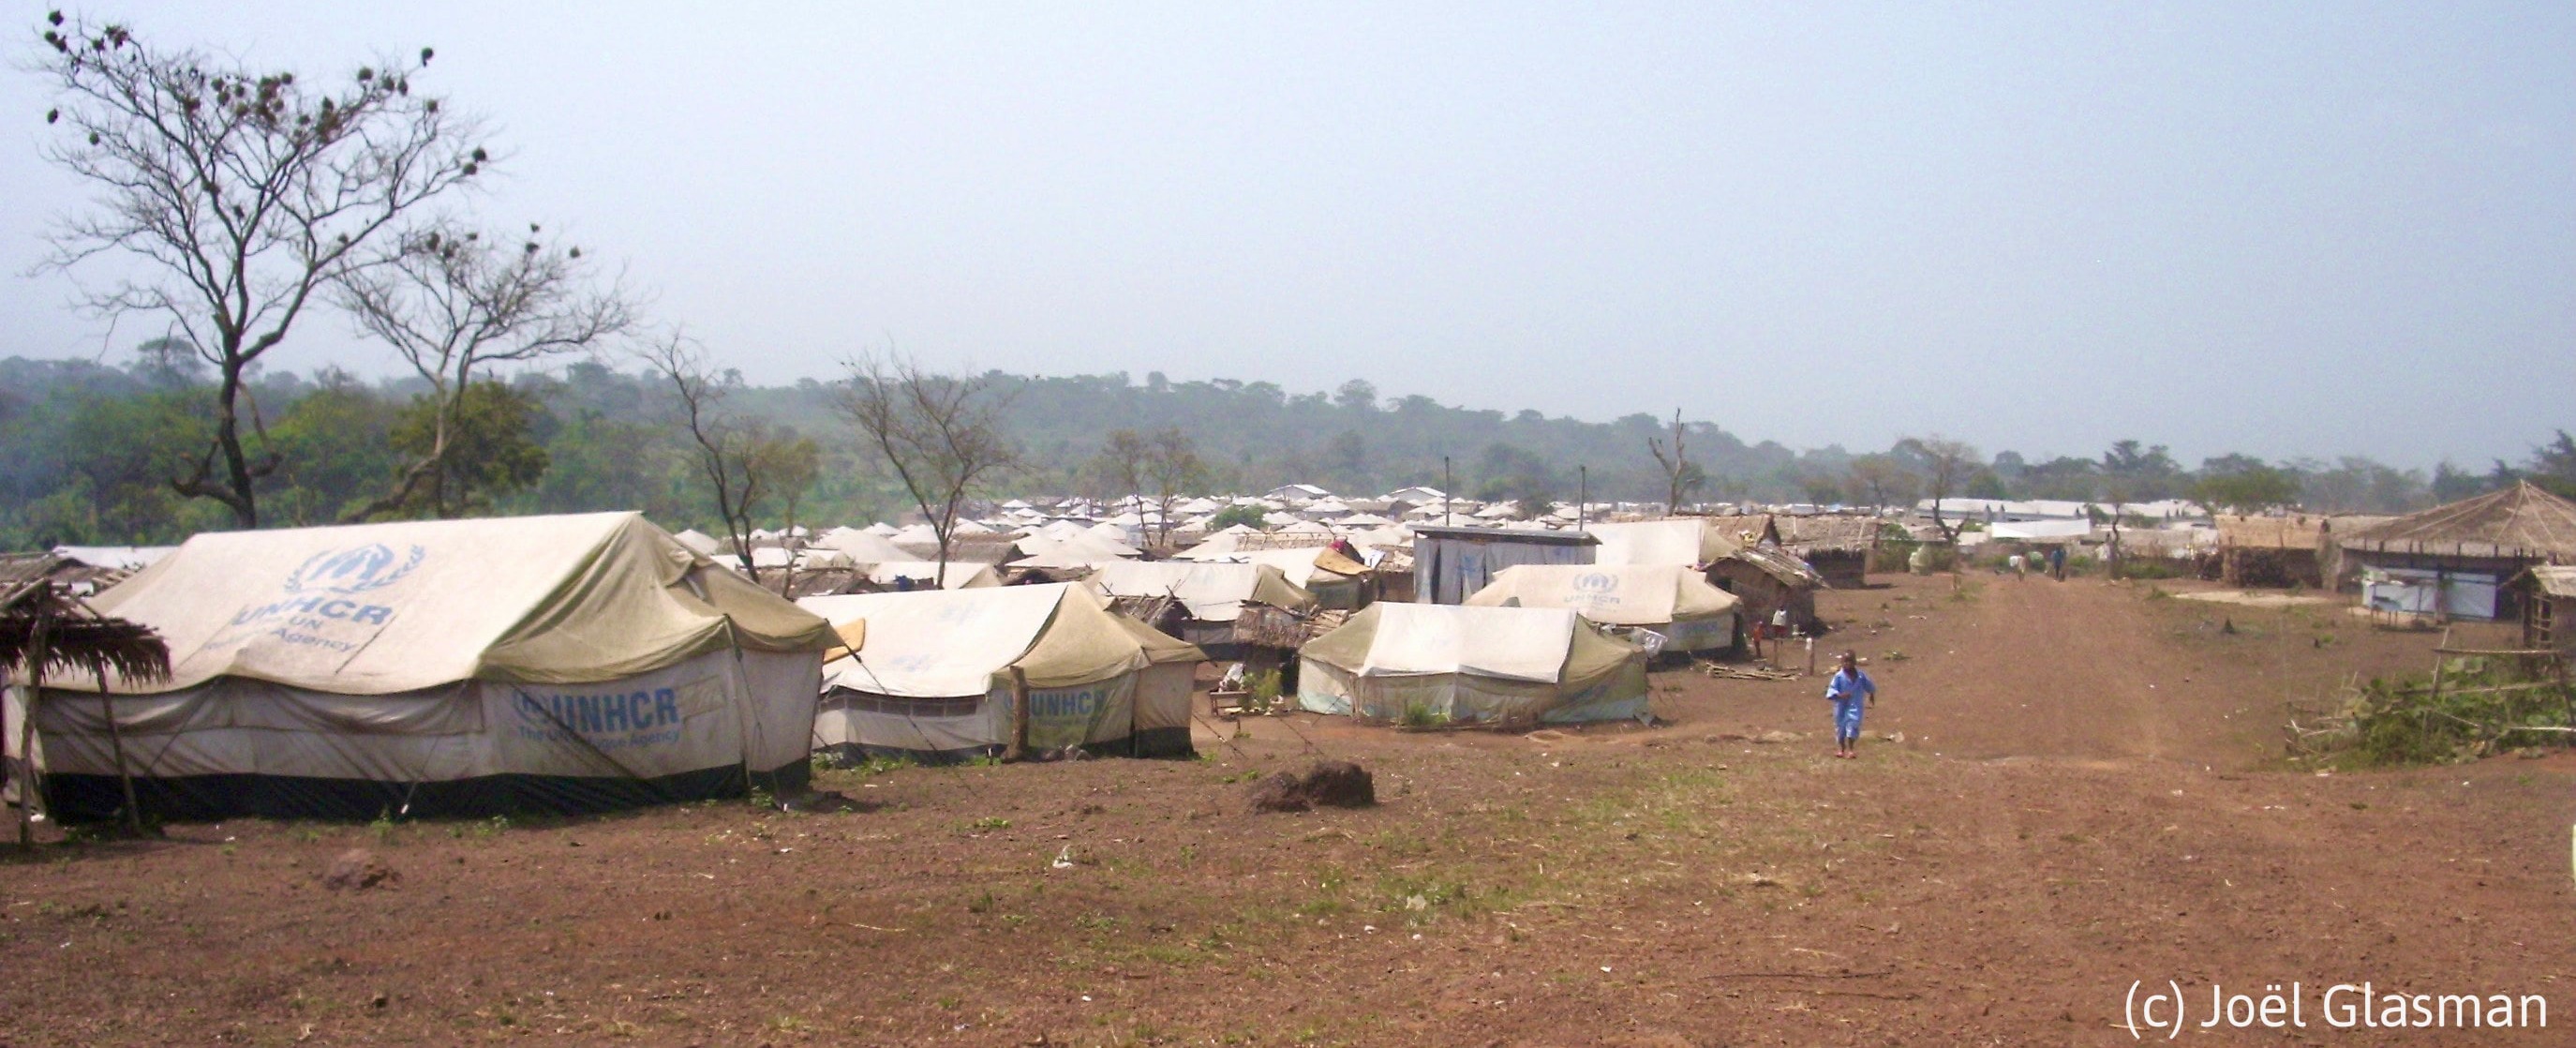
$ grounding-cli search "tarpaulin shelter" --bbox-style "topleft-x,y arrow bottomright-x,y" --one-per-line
1297,604 -> 1648,725
1588,518 -> 1738,567
1084,561 -> 1317,651
799,583 -> 1202,762
6,513 -> 836,821
1463,563 -> 1741,653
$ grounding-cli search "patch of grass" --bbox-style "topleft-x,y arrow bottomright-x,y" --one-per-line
1398,701 -> 1450,728
966,816 -> 1012,831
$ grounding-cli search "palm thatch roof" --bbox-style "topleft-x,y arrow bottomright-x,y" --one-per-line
2335,482 -> 2576,561
0,579 -> 171,686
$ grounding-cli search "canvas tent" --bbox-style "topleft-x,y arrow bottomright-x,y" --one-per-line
1463,563 -> 1741,653
1297,604 -> 1649,725
7,513 -> 836,820
799,583 -> 1203,761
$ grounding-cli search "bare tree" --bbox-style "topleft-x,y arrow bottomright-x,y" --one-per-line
1896,435 -> 1981,543
837,354 -> 1019,587
335,223 -> 630,519
638,333 -> 790,581
1646,409 -> 1705,513
33,15 -> 488,526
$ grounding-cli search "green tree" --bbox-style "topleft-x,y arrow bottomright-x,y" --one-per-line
261,371 -> 402,524
1207,503 -> 1266,531
2192,457 -> 2302,514
386,381 -> 550,516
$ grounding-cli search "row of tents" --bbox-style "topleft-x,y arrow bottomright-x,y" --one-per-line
5,514 -> 1740,824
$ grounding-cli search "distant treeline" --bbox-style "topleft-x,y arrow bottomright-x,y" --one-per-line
0,352 -> 2564,549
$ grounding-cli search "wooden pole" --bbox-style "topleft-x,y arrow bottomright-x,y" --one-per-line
98,660 -> 141,834
1005,666 -> 1032,762
16,613 -> 49,847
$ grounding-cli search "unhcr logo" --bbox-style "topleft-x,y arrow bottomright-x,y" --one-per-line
1572,572 -> 1617,593
285,544 -> 425,595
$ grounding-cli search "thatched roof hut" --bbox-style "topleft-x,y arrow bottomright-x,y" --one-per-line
2330,482 -> 2576,620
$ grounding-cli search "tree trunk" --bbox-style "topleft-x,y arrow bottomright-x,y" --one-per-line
213,362 -> 260,529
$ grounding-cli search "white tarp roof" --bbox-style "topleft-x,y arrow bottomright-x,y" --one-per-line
1463,563 -> 1739,626
1085,561 -> 1315,621
1588,519 -> 1738,566
672,529 -> 722,555
50,545 -> 176,571
1988,519 -> 2095,540
70,512 -> 832,695
1348,604 -> 1578,683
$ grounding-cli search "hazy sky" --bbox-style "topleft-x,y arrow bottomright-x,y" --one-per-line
4,3 -> 2569,469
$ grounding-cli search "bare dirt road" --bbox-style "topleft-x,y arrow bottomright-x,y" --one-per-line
4,573 -> 2569,1046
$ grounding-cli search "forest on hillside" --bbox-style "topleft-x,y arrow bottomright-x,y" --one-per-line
5,348 -> 2567,551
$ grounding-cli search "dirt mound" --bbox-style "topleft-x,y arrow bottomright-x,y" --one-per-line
321,848 -> 396,891
1246,759 -> 1377,812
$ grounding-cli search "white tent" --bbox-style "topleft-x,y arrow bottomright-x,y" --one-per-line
1297,604 -> 1648,724
1588,518 -> 1739,567
13,513 -> 834,820
863,522 -> 901,536
673,529 -> 722,555
1463,563 -> 1740,652
798,584 -> 1202,760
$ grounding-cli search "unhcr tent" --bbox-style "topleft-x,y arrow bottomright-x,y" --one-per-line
1463,563 -> 1741,653
1297,604 -> 1648,725
1084,561 -> 1317,649
10,513 -> 835,821
799,583 -> 1202,761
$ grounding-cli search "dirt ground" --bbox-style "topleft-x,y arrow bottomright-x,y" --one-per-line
7,572 -> 2572,1046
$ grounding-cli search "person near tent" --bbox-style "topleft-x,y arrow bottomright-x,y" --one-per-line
2048,545 -> 2067,580
1824,650 -> 1877,759
2007,552 -> 2028,580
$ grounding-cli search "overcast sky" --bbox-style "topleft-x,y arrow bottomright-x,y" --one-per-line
4,3 -> 2569,469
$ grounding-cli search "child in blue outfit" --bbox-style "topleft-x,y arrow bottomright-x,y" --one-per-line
1824,650 -> 1878,759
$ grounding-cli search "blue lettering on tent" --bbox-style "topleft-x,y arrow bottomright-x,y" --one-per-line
513,687 -> 687,748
